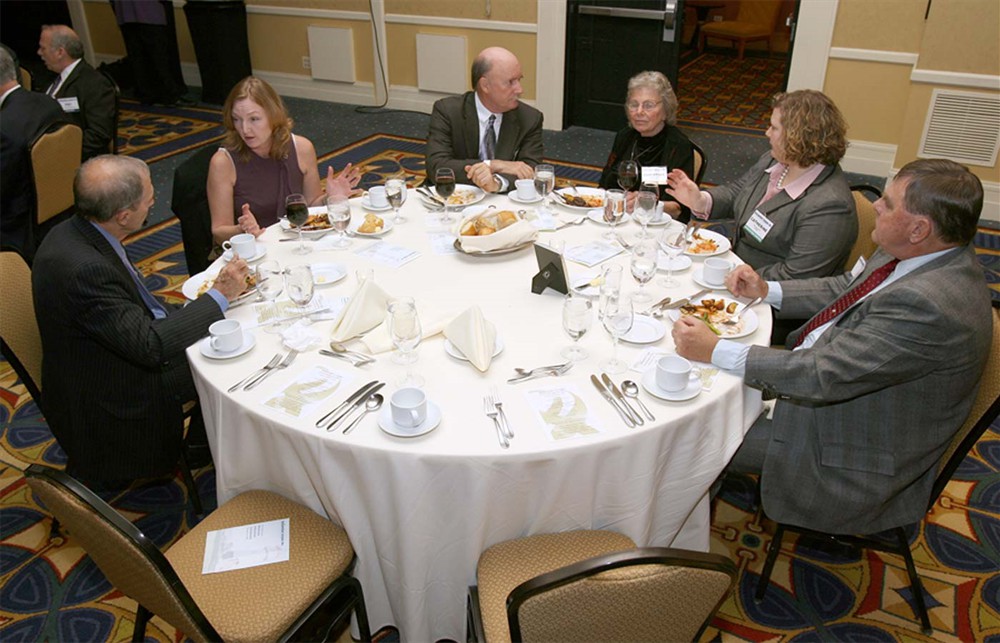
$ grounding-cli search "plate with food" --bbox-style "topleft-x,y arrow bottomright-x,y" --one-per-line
551,186 -> 605,212
666,296 -> 759,339
684,228 -> 731,257
280,207 -> 334,236
349,213 -> 394,237
182,269 -> 257,301
435,184 -> 485,207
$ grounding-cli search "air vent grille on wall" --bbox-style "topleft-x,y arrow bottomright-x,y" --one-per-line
919,89 -> 1000,166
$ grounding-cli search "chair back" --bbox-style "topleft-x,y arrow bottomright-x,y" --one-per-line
30,123 -> 83,226
930,301 -> 1000,504
24,465 -> 220,642
0,251 -> 44,405
845,185 -> 881,270
736,0 -> 783,28
171,145 -> 218,275
509,548 -> 736,642
100,70 -> 122,154
691,141 -> 708,185
19,66 -> 32,89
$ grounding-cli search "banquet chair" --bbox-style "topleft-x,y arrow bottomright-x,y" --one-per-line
29,122 -> 82,245
844,184 -> 881,270
19,65 -> 32,89
467,530 -> 736,642
0,250 -> 44,406
691,141 -> 708,186
754,300 -> 1000,635
25,465 -> 372,643
172,144 -> 218,275
698,0 -> 783,60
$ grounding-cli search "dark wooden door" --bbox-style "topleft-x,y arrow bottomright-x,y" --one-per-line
565,0 -> 685,131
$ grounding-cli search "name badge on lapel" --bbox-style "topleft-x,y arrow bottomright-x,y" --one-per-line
57,97 -> 80,112
641,166 -> 667,184
847,256 -> 867,284
743,209 -> 774,242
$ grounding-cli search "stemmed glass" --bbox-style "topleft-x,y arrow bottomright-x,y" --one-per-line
326,195 -> 351,249
533,163 -> 555,217
634,184 -> 658,238
603,188 -> 626,241
601,297 -> 634,375
659,225 -> 688,287
386,178 -> 406,224
255,260 -> 285,333
617,159 -> 639,193
284,264 -> 315,316
598,264 -> 622,321
389,297 -> 424,386
561,296 -> 593,361
630,238 -> 658,304
284,193 -> 310,255
434,168 -> 456,224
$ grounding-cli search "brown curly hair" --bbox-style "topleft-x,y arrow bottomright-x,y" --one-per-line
771,90 -> 848,166
221,76 -> 294,162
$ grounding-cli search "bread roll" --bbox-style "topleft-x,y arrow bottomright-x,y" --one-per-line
497,210 -> 518,229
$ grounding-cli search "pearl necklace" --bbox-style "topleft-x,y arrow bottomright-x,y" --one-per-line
775,166 -> 790,189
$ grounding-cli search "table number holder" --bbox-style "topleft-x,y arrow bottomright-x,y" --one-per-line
531,243 -> 569,295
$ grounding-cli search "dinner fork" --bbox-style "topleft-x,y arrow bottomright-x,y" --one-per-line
228,353 -> 281,393
484,397 -> 509,449
244,350 -> 297,390
490,388 -> 514,440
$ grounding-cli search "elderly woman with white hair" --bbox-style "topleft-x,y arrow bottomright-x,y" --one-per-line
599,70 -> 695,221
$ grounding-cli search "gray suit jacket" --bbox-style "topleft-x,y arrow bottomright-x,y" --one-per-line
707,152 -> 857,280
745,247 -> 992,534
425,91 -> 543,192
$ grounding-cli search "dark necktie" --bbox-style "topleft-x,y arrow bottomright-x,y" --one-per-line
46,76 -> 62,97
126,260 -> 169,319
483,114 -> 496,161
792,259 -> 899,348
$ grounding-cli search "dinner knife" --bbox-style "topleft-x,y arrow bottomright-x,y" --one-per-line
663,288 -> 711,310
590,375 -> 635,427
326,382 -> 386,431
316,380 -> 379,428
602,373 -> 643,426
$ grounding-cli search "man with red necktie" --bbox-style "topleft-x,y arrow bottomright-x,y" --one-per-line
672,158 -> 992,535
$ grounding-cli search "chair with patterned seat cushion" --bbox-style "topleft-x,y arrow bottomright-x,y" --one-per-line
699,0 -> 783,60
467,530 -> 737,642
25,464 -> 371,643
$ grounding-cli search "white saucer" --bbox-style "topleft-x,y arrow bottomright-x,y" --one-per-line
360,196 -> 393,212
199,332 -> 256,359
587,209 -> 632,226
378,401 -> 442,437
621,314 -> 666,344
224,243 -> 267,262
509,192 -> 544,205
641,368 -> 701,401
311,262 -> 347,286
691,266 -> 728,290
444,336 -> 505,361
656,254 -> 692,272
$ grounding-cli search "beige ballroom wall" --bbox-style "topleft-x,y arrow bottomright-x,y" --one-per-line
387,0 -> 536,23
824,59 -> 913,145
246,15 -> 375,84
831,0 -> 925,51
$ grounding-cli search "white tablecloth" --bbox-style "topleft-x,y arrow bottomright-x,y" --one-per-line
187,193 -> 770,642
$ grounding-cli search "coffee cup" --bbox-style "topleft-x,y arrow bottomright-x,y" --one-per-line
515,179 -> 537,201
209,319 -> 243,353
656,355 -> 695,392
222,233 -> 256,260
390,387 -> 427,428
702,257 -> 733,286
368,186 -> 389,208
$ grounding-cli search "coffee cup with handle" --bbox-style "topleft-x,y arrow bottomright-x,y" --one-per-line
222,233 -> 257,260
655,355 -> 698,392
368,186 -> 389,208
702,257 -> 733,287
390,387 -> 427,428
209,319 -> 243,353
515,179 -> 537,201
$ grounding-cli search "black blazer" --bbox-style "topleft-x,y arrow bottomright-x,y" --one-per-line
51,60 -> 116,160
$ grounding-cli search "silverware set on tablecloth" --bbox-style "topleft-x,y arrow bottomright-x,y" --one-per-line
506,362 -> 573,384
228,350 -> 298,392
483,387 -> 513,449
590,372 -> 656,428
316,380 -> 386,433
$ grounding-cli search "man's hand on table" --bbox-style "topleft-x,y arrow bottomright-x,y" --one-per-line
726,265 -> 769,300
464,162 -> 501,193
672,316 -> 719,363
213,257 -> 251,301
489,160 -> 533,180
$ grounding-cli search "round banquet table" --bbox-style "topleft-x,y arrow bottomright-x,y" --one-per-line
187,191 -> 770,642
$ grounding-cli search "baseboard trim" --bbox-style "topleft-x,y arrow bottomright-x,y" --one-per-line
829,47 -> 919,66
841,141 -> 897,178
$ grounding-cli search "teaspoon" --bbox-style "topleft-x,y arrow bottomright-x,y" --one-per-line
621,380 -> 655,421
342,393 -> 384,435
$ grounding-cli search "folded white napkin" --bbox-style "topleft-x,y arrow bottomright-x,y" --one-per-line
280,319 -> 323,352
453,211 -> 538,253
359,307 -> 456,354
443,305 -> 497,372
329,279 -> 392,342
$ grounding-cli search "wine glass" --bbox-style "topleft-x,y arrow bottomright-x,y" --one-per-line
284,193 -> 310,255
284,264 -> 314,315
634,184 -> 658,238
600,297 -> 634,375
561,296 -> 593,361
386,178 -> 406,224
389,297 -> 424,386
630,238 -> 658,304
598,264 -> 622,321
255,260 -> 285,332
603,188 -> 626,241
326,195 -> 351,249
434,168 -> 456,224
533,163 -> 555,217
659,225 -> 688,287
617,159 -> 639,193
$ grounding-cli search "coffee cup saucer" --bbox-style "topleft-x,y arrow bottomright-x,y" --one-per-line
361,195 -> 393,212
378,401 -> 442,438
691,266 -> 727,290
509,192 -> 543,204
641,368 -> 701,401
200,332 -> 256,359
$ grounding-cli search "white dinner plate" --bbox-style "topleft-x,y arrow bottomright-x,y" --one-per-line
656,254 -> 692,272
641,367 -> 701,401
182,270 -> 219,301
199,332 -> 256,359
684,228 -> 732,257
666,296 -> 760,339
586,209 -> 632,226
620,314 -> 666,344
508,192 -> 544,205
691,266 -> 728,290
444,335 -> 505,361
311,262 -> 347,286
281,210 -> 335,236
435,184 -> 486,207
552,186 -> 605,212
378,401 -> 442,438
349,215 -> 395,237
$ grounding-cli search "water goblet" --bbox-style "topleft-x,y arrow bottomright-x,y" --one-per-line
389,297 -> 424,386
630,238 -> 658,304
284,264 -> 315,316
561,295 -> 593,361
255,260 -> 285,333
434,168 -> 456,224
600,297 -> 634,375
284,193 -> 310,255
603,188 -> 626,241
598,264 -> 623,321
386,178 -> 406,224
533,163 -> 555,217
659,225 -> 688,287
634,185 -> 658,238
326,195 -> 352,249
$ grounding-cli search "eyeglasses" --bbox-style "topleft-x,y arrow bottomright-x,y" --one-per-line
626,101 -> 662,112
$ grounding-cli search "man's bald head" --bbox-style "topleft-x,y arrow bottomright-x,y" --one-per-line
471,47 -> 524,114
39,25 -> 83,74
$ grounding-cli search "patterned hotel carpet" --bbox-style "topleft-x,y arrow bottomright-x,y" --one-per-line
677,52 -> 787,133
116,98 -> 224,163
2,135 -> 998,642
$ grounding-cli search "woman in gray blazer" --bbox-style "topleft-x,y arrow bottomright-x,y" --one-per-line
667,90 -> 857,282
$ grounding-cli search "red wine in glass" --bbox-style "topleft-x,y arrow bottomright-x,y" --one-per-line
617,160 -> 639,191
435,174 -> 456,200
285,193 -> 310,254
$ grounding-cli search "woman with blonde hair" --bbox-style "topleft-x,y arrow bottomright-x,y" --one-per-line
667,89 -> 856,281
207,76 -> 359,244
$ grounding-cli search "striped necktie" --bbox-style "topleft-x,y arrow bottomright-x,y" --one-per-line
126,260 -> 169,320
482,114 -> 496,161
46,75 -> 63,97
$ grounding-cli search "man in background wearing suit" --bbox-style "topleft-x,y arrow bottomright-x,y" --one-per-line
32,155 -> 250,486
37,24 -> 115,161
425,46 -> 543,194
0,45 -> 65,259
673,158 -> 991,536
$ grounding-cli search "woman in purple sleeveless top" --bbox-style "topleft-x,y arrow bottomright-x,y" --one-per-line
207,76 -> 360,245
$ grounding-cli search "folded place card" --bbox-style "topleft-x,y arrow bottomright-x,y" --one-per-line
564,241 -> 624,268
264,365 -> 346,418
525,384 -> 606,441
202,518 -> 290,574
